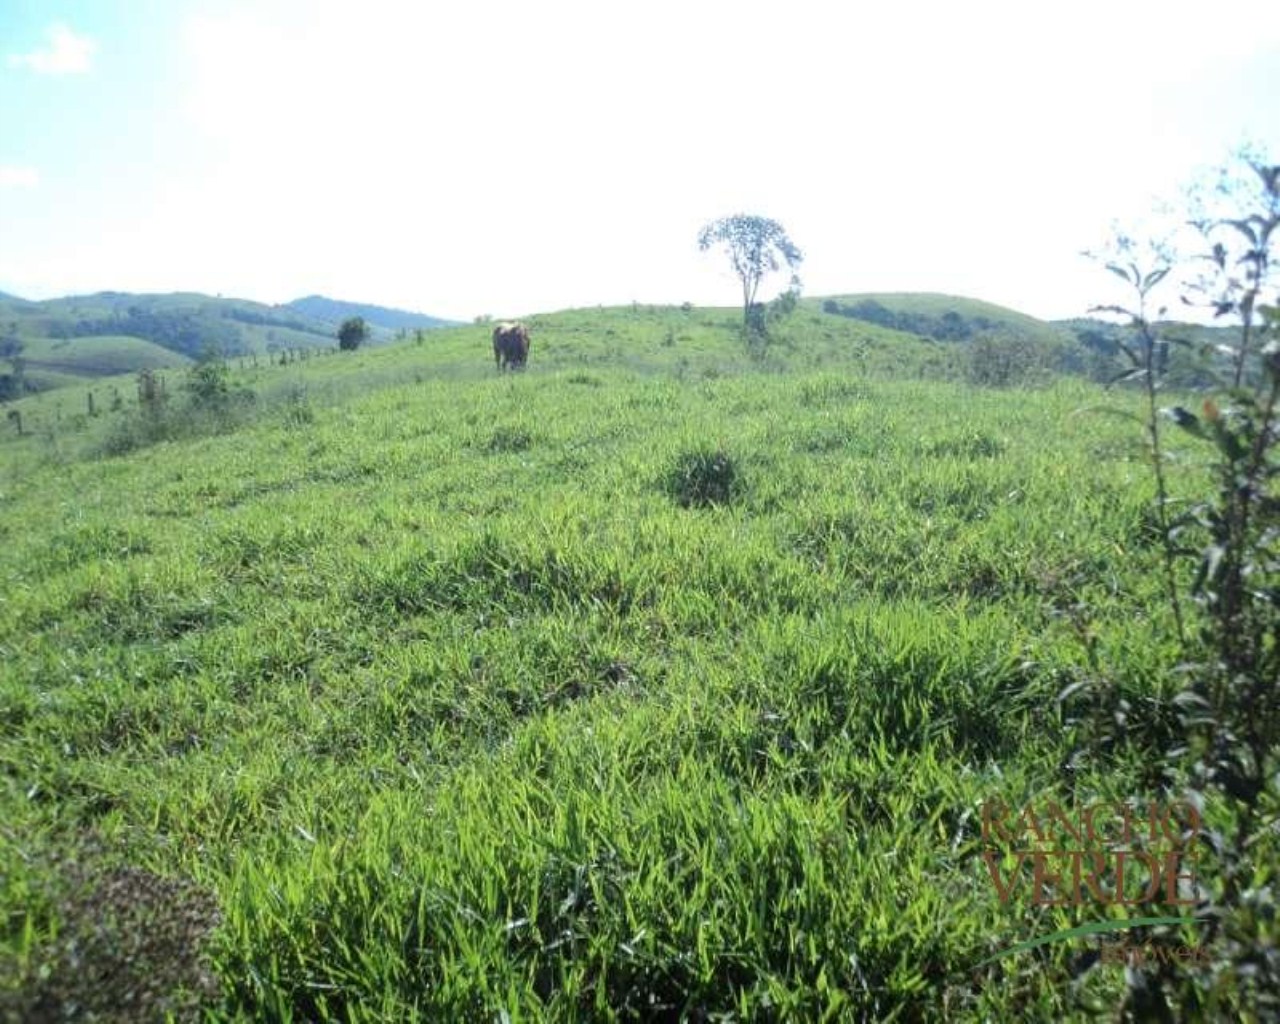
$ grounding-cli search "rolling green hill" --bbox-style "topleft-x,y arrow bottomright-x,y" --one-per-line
21,335 -> 193,377
0,292 -> 1116,410
0,290 -> 456,396
814,292 -> 1073,345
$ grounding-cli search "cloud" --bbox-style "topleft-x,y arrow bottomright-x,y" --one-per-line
8,24 -> 97,75
0,165 -> 39,188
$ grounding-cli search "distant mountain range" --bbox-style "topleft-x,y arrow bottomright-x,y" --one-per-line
0,290 -> 458,392
285,295 -> 457,332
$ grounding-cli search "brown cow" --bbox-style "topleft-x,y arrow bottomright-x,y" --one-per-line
492,321 -> 531,370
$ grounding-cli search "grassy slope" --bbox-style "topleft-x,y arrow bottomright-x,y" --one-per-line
22,335 -> 194,376
0,293 -> 346,392
0,304 -> 1200,1020
1,291 -> 1082,399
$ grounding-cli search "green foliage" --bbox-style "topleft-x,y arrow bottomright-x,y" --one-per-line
966,334 -> 1056,387
486,425 -> 533,453
666,446 -> 741,507
1187,158 -> 1280,387
279,382 -> 315,428
184,351 -> 231,408
338,316 -> 369,352
1067,154 -> 1280,1019
826,297 -> 986,340
768,287 -> 799,323
820,292 -> 1070,345
0,344 -> 27,401
98,359 -> 256,456
55,304 -> 248,357
136,367 -> 167,414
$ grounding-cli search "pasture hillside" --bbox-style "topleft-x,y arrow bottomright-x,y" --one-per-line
0,298 -> 1078,467
21,335 -> 193,377
0,302 -> 1220,1020
0,290 -> 456,396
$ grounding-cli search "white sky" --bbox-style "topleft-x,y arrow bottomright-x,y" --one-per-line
1,0 -> 1277,321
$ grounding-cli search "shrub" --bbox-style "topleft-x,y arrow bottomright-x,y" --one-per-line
666,447 -> 741,507
965,334 -> 1054,387
279,382 -> 315,427
184,357 -> 230,409
1065,155 -> 1280,1019
136,369 -> 166,413
487,426 -> 533,453
100,364 -> 255,456
337,316 -> 368,351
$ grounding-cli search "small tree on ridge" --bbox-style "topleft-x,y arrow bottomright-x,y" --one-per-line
697,214 -> 803,336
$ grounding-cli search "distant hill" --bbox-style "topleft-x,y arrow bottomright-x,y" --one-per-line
1053,315 -> 1242,387
0,291 -> 337,361
813,292 -> 1071,346
286,295 -> 459,333
0,289 -> 455,395
22,334 -> 192,377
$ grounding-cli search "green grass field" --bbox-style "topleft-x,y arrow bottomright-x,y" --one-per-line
0,303 -> 1215,1020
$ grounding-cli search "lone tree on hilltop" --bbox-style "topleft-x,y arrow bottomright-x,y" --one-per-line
337,316 -> 369,351
697,214 -> 803,336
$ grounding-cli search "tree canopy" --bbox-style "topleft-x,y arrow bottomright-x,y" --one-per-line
337,316 -> 369,351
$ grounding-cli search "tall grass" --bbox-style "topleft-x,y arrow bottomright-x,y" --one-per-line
0,307 -> 1199,1019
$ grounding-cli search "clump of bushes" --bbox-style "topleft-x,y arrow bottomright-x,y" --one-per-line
666,447 -> 741,507
964,335 -> 1056,387
279,382 -> 315,427
99,357 -> 256,456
